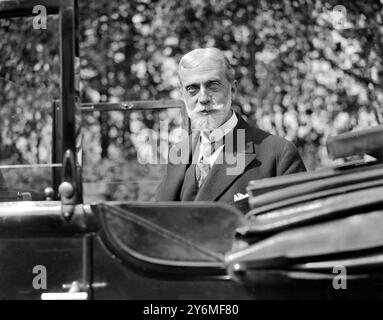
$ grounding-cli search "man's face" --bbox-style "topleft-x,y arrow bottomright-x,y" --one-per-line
179,59 -> 236,131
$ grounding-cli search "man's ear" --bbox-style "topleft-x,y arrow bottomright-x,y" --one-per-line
231,80 -> 238,97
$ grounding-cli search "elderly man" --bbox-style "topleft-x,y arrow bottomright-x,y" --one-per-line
156,48 -> 306,212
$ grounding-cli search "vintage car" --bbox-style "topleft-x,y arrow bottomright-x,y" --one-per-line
0,0 -> 382,300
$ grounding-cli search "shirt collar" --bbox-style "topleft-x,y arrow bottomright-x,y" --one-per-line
200,111 -> 238,144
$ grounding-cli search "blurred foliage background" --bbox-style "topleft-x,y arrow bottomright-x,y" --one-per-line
1,0 -> 383,201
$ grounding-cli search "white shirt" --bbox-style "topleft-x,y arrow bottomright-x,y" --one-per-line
197,112 -> 238,167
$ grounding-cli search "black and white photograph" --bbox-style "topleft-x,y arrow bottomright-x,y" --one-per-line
0,0 -> 383,304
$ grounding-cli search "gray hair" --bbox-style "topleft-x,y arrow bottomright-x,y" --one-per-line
178,48 -> 235,84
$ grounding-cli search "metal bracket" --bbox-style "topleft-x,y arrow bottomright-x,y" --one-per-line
59,149 -> 78,221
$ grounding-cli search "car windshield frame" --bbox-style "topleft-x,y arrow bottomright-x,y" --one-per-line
0,0 -> 80,202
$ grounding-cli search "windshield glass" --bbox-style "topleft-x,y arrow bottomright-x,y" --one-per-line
82,108 -> 185,202
0,15 -> 60,201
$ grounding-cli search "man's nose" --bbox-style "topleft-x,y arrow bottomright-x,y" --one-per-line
198,87 -> 211,105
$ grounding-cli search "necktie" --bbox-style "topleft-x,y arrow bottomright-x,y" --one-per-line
196,136 -> 215,188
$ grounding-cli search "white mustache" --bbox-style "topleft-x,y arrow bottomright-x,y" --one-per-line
192,104 -> 225,114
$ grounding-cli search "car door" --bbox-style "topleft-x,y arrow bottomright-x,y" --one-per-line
0,0 -> 94,300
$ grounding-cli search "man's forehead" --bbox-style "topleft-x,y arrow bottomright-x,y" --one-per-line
179,59 -> 226,84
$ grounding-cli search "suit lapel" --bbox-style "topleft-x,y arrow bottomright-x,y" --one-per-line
160,131 -> 199,200
195,115 -> 256,201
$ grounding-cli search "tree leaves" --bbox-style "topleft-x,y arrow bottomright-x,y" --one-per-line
1,0 -> 382,200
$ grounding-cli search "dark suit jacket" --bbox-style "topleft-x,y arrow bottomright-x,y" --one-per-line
156,114 -> 306,212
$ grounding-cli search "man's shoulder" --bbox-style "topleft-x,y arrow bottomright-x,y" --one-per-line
245,123 -> 305,172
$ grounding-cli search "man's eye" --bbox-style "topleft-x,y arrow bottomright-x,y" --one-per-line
186,87 -> 198,95
207,82 -> 220,90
